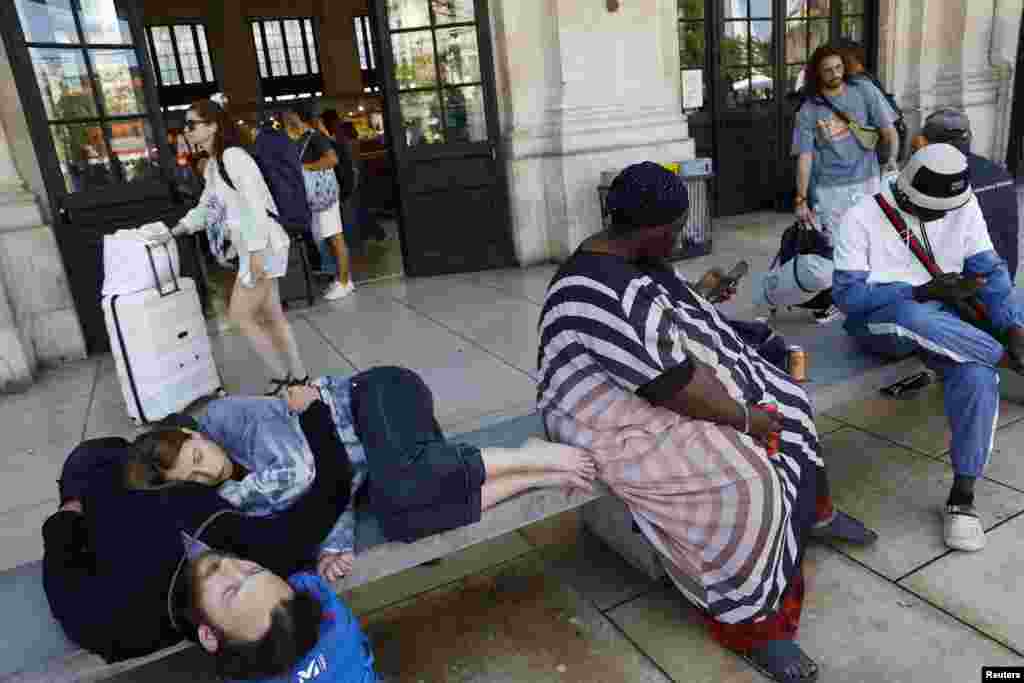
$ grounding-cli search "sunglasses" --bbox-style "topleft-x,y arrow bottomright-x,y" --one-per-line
183,119 -> 207,132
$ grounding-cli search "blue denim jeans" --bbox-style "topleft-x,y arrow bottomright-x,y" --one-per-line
350,366 -> 485,542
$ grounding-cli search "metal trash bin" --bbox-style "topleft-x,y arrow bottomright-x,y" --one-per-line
598,159 -> 714,260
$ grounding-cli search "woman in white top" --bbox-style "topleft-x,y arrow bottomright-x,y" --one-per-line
159,96 -> 308,396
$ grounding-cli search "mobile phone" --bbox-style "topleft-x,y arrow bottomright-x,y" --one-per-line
707,260 -> 749,301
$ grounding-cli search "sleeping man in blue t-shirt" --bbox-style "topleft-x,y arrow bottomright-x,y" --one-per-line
180,534 -> 378,682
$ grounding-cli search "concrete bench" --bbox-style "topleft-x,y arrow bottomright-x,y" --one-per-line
0,321 -> 927,682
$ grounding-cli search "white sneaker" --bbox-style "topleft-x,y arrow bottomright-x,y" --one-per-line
323,280 -> 354,301
812,304 -> 842,325
944,504 -> 986,551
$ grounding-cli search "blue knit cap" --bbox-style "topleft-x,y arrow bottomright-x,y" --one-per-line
606,162 -> 689,232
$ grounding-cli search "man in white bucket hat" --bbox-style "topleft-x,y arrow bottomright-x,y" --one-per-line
832,143 -> 1024,552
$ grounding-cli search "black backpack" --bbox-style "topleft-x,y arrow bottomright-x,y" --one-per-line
216,128 -> 312,232
771,221 -> 833,294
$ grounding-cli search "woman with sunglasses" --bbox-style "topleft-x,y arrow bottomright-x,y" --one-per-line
155,95 -> 308,396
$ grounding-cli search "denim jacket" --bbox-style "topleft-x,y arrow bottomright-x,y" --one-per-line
197,376 -> 367,556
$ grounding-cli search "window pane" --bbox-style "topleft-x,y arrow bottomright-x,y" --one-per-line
14,0 -> 78,44
437,26 -> 480,85
721,23 -> 748,67
398,91 -> 443,145
785,20 -> 807,64
807,0 -> 830,18
305,20 -> 320,73
750,20 -> 772,65
284,20 -> 307,75
30,49 -> 97,120
78,0 -> 132,45
807,18 -> 829,56
732,68 -> 773,103
90,49 -> 147,115
787,63 -> 807,93
173,25 -> 201,84
842,0 -> 864,12
51,122 -> 111,192
196,26 -> 213,82
252,24 -> 268,78
841,16 -> 864,43
431,0 -> 474,25
787,0 -> 830,18
263,21 -> 287,77
389,0 -> 430,29
680,21 -> 705,68
392,30 -> 436,89
679,0 -> 703,20
444,85 -> 486,142
149,27 -> 179,85
750,0 -> 771,18
722,0 -> 749,19
108,118 -> 161,183
354,18 -> 369,69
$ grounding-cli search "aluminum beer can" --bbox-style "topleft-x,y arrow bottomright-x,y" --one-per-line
759,401 -> 780,457
787,345 -> 807,382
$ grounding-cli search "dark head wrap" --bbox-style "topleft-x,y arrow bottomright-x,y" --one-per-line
606,161 -> 689,234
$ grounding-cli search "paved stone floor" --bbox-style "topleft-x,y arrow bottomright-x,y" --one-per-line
4,213 -> 1024,681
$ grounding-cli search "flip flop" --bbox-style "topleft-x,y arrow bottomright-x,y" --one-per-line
738,640 -> 819,682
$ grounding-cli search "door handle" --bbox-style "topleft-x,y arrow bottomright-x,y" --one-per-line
490,145 -> 496,162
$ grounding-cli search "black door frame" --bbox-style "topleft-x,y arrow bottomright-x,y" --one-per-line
698,0 -> 879,216
0,0 -> 176,224
1006,3 -> 1024,175
370,0 -> 515,277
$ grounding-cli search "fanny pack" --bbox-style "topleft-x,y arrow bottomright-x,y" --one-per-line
818,95 -> 880,150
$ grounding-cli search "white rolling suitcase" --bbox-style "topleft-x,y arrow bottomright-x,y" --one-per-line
102,243 -> 223,424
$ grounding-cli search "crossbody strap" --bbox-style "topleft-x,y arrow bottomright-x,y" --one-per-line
873,194 -> 943,278
874,194 -> 990,322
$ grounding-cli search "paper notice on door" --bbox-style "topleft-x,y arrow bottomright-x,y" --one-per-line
682,69 -> 704,111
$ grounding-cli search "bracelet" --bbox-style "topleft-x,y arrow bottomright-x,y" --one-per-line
741,402 -> 750,435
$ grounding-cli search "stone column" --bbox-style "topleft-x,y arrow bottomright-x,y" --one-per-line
883,0 -> 1021,162
490,0 -> 694,264
0,120 -> 37,391
0,116 -> 87,392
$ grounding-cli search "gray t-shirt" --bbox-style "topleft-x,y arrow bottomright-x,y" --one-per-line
793,81 -> 895,188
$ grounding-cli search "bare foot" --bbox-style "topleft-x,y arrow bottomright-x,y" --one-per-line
522,437 -> 598,478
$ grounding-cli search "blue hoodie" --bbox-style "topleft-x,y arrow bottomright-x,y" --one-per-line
239,572 -> 377,683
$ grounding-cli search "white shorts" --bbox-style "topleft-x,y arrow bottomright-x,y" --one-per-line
238,244 -> 290,288
311,202 -> 343,242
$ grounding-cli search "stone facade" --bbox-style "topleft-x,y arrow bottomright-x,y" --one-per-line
0,0 -> 1021,391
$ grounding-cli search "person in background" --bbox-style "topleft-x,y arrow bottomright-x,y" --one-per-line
158,95 -> 308,397
835,39 -> 906,167
317,110 -> 361,261
283,104 -> 354,301
793,44 -> 900,324
912,108 -> 1019,280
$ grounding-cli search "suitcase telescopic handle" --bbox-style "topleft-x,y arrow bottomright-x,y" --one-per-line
145,241 -> 181,297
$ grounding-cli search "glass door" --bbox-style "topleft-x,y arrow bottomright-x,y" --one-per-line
6,0 -> 172,219
2,0 -> 181,352
375,0 -> 517,276
679,0 -> 876,216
